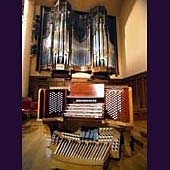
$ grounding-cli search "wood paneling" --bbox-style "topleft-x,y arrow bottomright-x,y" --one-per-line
29,77 -> 70,101
122,72 -> 147,120
29,77 -> 49,101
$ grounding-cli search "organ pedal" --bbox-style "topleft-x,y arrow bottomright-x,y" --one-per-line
49,127 -> 121,170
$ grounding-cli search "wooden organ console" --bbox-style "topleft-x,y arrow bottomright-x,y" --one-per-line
36,0 -> 118,78
37,82 -> 133,170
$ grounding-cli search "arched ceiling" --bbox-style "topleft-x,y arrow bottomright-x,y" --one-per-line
22,0 -> 124,16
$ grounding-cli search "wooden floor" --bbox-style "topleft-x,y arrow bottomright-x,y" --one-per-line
22,119 -> 147,170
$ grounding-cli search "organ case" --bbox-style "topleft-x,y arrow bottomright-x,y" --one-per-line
36,0 -> 119,77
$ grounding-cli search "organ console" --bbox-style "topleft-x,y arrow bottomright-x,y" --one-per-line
37,82 -> 133,170
36,0 -> 118,78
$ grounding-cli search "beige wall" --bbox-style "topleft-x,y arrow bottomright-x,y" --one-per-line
67,0 -> 122,16
119,0 -> 147,78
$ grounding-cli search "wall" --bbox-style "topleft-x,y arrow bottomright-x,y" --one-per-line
122,71 -> 147,120
67,0 -> 122,16
120,0 -> 147,78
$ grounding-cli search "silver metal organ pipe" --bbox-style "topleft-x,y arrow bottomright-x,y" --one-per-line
96,20 -> 99,67
59,12 -> 63,64
93,18 -> 96,67
85,21 -> 88,65
106,21 -> 109,68
104,16 -> 107,67
99,17 -> 103,66
85,24 -> 87,66
84,38 -> 86,66
39,7 -> 44,67
71,27 -> 74,65
48,14 -> 52,65
63,10 -> 67,65
93,32 -> 96,67
56,16 -> 59,65
57,11 -> 61,64
98,16 -> 100,66
88,23 -> 91,65
102,17 -> 105,66
53,15 -> 57,65
63,11 -> 65,65
66,11 -> 70,65
77,33 -> 79,66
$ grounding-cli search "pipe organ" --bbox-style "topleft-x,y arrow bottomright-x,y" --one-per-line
37,0 -> 118,78
38,83 -> 133,170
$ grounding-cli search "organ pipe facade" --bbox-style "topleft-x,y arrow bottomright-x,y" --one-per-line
36,0 -> 118,78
